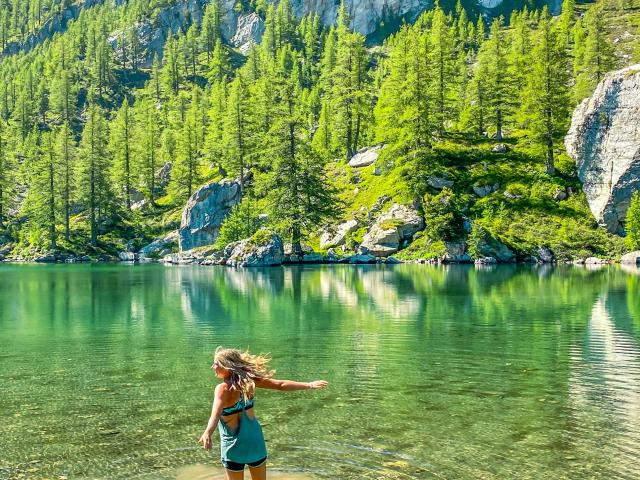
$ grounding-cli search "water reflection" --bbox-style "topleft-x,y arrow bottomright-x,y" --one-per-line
567,296 -> 640,478
1,264 -> 640,479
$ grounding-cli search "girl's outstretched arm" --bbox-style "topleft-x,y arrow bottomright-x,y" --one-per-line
198,383 -> 226,450
255,378 -> 328,391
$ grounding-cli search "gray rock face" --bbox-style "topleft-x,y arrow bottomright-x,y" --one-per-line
349,145 -> 383,168
621,251 -> 640,265
320,219 -> 359,249
179,179 -> 242,251
427,175 -> 454,189
473,183 -> 499,198
139,231 -> 179,258
537,246 -> 554,263
474,231 -> 515,263
225,231 -> 284,267
231,13 -> 265,54
361,203 -> 424,257
442,241 -> 471,263
565,64 -> 640,234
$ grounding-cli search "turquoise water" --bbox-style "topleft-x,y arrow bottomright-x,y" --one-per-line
1,264 -> 640,479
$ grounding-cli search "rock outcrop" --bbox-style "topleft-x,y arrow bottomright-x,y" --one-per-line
320,220 -> 359,249
348,145 -> 383,168
178,179 -> 242,251
225,231 -> 284,267
231,13 -> 265,54
139,231 -> 179,259
565,64 -> 640,234
360,203 -> 424,256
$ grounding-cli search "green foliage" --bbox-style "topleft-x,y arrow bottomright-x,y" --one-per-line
422,187 -> 465,241
0,0 -> 633,259
625,191 -> 640,250
216,199 -> 262,247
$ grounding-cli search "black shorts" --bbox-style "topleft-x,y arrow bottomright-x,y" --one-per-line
221,456 -> 267,472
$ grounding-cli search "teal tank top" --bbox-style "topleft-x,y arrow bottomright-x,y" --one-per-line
218,396 -> 267,463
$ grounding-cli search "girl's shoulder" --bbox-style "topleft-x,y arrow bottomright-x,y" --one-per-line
214,382 -> 231,397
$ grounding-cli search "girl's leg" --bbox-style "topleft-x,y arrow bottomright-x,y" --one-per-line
225,468 -> 245,480
248,462 -> 266,480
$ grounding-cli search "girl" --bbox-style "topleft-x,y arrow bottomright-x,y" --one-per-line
198,347 -> 328,480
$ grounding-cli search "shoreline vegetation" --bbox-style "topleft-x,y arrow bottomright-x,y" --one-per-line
0,1 -> 639,266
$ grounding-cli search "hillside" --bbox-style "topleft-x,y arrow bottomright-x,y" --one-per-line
0,0 -> 639,263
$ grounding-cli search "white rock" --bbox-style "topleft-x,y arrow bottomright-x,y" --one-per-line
360,204 -> 424,257
320,219 -> 359,249
348,145 -> 383,168
565,64 -> 640,233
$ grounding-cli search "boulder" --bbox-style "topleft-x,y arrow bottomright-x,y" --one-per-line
474,231 -> 515,263
621,251 -> 640,265
553,189 -> 568,202
320,219 -> 359,249
348,145 -> 383,168
139,231 -> 178,259
475,256 -> 497,265
230,13 -> 265,54
565,64 -> 640,234
536,246 -> 554,264
360,204 -> 424,257
427,175 -> 454,189
585,257 -> 609,265
118,252 -> 137,262
473,183 -> 499,198
179,179 -> 242,251
442,241 -> 471,263
491,143 -> 508,153
226,231 -> 284,267
346,253 -> 377,264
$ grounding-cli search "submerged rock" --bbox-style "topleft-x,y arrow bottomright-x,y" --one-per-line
179,179 -> 242,251
565,64 -> 640,234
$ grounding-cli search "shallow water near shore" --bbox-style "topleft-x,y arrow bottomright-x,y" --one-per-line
1,263 -> 640,479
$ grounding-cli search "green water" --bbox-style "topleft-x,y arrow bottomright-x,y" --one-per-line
1,264 -> 640,480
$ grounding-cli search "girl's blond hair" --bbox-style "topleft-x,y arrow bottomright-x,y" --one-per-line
214,347 -> 275,400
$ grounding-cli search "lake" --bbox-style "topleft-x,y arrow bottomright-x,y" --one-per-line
1,263 -> 639,479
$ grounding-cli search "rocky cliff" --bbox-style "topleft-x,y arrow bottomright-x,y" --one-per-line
3,0 -> 564,61
565,64 -> 640,234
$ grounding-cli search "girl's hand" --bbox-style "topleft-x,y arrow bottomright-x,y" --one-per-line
198,431 -> 212,450
308,380 -> 329,390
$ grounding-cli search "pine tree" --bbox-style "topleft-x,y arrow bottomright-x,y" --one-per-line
109,98 -> 134,210
429,5 -> 456,134
222,75 -> 253,192
519,8 -> 570,175
137,100 -> 161,206
574,0 -> 615,101
169,88 -> 204,201
264,74 -> 340,254
481,17 -> 510,140
201,0 -> 222,62
626,192 -> 640,250
56,122 -> 75,241
23,130 -> 57,249
77,101 -> 111,246
0,119 -> 14,228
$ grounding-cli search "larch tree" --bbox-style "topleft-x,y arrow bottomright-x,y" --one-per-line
77,101 -> 111,246
109,98 -> 134,210
519,9 -> 570,175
